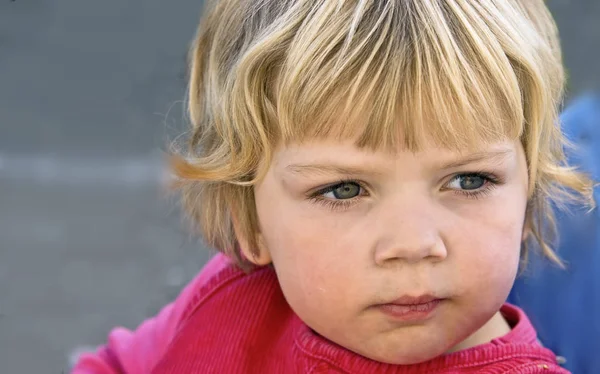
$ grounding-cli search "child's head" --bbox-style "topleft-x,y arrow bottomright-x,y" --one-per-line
173,0 -> 593,364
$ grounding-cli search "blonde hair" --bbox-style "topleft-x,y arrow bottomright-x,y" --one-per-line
172,0 -> 594,269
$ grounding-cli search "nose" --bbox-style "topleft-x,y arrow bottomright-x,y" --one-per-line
373,196 -> 448,266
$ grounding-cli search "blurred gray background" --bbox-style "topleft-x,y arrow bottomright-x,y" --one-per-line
0,1 -> 598,373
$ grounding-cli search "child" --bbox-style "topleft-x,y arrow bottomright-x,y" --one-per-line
73,0 -> 594,373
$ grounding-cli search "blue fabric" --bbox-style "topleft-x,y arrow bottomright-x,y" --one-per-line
509,92 -> 600,374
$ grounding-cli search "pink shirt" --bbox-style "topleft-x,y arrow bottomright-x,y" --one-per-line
72,254 -> 568,373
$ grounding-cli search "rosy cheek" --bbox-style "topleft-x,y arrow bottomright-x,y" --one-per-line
467,225 -> 521,293
448,200 -> 523,284
273,216 -> 355,296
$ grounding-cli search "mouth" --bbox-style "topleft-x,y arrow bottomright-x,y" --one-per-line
375,295 -> 445,322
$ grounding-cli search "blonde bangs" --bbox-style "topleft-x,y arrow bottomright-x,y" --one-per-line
276,0 -> 526,152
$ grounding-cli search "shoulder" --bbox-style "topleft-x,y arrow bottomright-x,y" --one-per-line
150,256 -> 295,373
172,253 -> 243,323
173,254 -> 285,326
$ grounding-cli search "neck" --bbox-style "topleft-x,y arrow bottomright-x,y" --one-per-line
447,311 -> 512,353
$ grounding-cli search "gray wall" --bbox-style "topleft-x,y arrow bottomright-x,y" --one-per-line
0,1 -> 598,373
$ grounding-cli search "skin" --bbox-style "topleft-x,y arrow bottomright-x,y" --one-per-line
235,137 -> 529,365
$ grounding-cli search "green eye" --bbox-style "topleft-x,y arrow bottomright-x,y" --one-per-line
324,182 -> 362,199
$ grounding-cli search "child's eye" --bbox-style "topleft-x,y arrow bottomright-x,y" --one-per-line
308,180 -> 366,211
444,172 -> 500,199
322,182 -> 362,200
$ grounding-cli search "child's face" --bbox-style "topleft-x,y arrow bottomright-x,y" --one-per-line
251,137 -> 528,364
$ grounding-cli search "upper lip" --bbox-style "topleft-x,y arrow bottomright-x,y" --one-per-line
386,295 -> 441,305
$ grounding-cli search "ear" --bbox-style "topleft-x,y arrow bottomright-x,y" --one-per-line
231,211 -> 272,266
521,228 -> 530,242
521,202 -> 533,242
521,218 -> 531,242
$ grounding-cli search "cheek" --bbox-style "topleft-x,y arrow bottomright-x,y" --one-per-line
255,191 -> 365,322
465,226 -> 521,288
450,191 -> 525,296
256,193 -> 327,278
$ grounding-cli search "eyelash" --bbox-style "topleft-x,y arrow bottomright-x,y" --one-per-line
307,172 -> 501,211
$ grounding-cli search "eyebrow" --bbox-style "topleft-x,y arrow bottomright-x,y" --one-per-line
285,163 -> 382,176
285,149 -> 513,176
439,149 -> 513,170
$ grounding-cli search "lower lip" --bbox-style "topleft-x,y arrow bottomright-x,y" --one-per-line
377,299 -> 443,322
